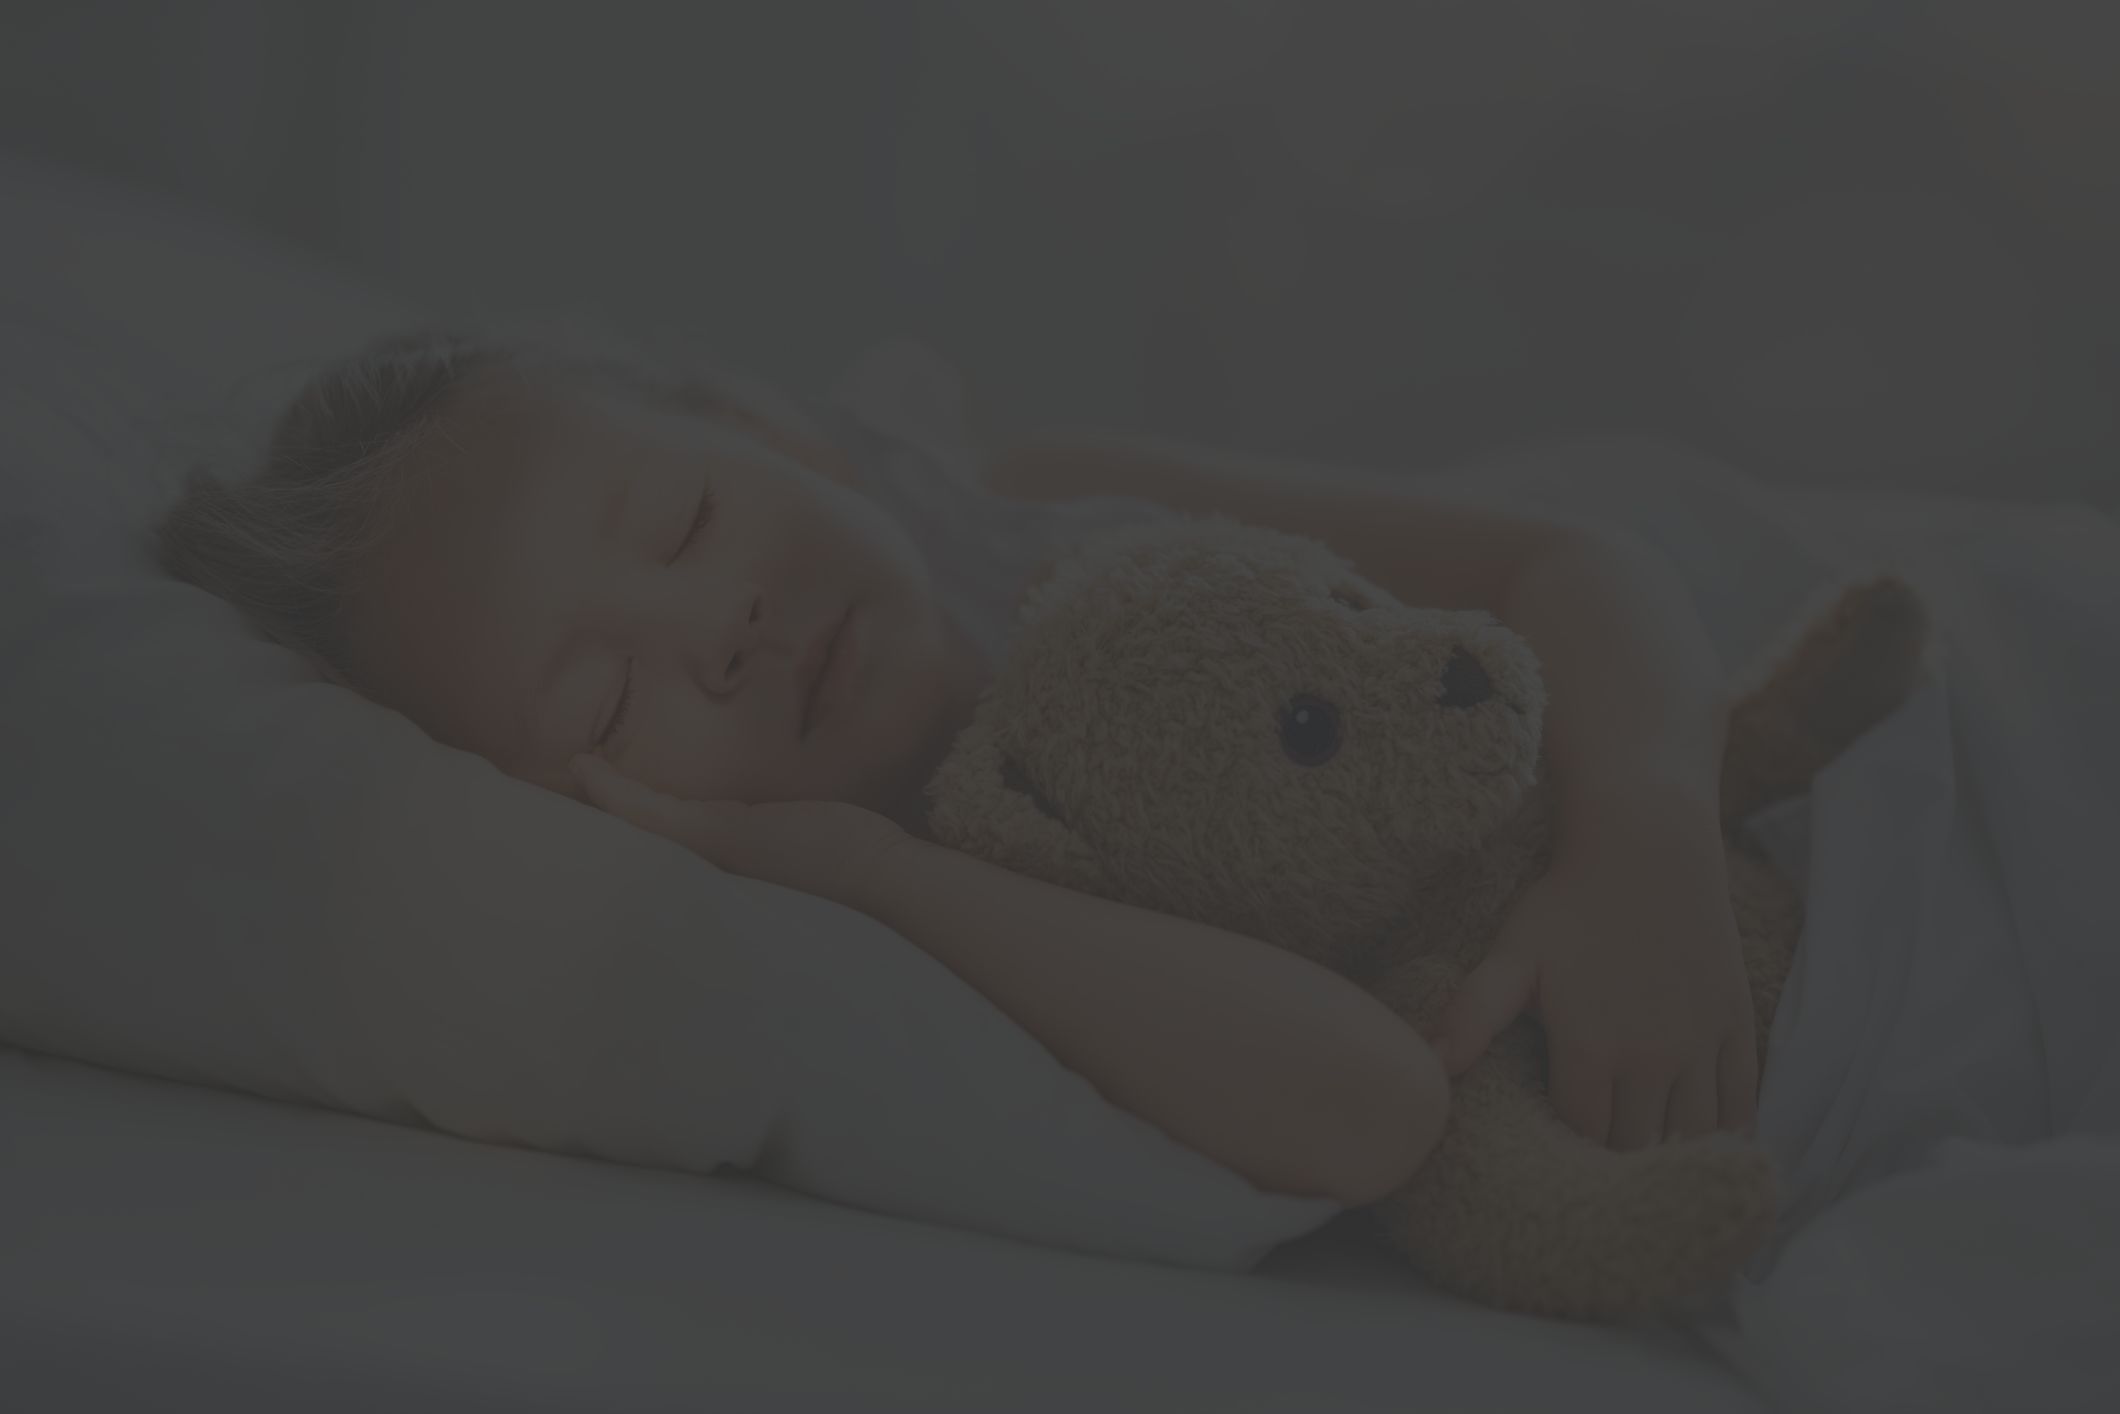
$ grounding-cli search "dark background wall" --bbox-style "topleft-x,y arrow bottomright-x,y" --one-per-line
5,0 -> 2114,508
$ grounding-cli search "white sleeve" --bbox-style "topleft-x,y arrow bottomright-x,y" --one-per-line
823,339 -> 1182,664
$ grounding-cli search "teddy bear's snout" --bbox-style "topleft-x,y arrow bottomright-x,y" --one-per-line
1437,647 -> 1493,709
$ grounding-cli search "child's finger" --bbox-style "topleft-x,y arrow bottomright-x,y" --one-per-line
1428,951 -> 1536,1075
570,754 -> 663,821
570,755 -> 721,839
1548,1038 -> 1614,1146
570,756 -> 752,868
1609,1076 -> 1669,1152
1718,1032 -> 1761,1136
1664,1064 -> 1719,1141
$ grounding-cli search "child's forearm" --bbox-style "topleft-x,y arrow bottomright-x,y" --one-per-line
842,837 -> 1448,1207
1487,532 -> 1731,851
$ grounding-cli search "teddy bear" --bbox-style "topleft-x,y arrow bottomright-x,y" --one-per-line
922,513 -> 1931,1320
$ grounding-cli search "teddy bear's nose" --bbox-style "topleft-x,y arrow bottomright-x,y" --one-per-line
1438,646 -> 1493,709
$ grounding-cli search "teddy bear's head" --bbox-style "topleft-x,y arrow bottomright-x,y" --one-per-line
925,516 -> 1547,967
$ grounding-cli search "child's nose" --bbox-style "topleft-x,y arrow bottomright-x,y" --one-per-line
683,583 -> 767,696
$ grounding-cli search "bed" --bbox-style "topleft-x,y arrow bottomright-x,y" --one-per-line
4,148 -> 2115,1413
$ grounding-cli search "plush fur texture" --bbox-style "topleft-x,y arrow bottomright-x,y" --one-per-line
924,514 -> 1931,1320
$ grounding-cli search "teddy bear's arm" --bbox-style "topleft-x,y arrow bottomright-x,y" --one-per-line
1360,954 -> 1777,1319
1721,576 -> 1930,826
1366,1036 -> 1779,1319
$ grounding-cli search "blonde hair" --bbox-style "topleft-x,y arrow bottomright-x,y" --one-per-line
154,324 -> 813,687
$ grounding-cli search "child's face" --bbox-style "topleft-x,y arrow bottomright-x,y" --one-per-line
343,368 -> 981,819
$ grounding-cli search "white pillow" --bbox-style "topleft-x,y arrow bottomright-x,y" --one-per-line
0,155 -> 1339,1270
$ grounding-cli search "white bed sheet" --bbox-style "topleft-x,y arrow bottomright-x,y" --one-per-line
0,1046 -> 1755,1414
1709,490 -> 2120,1413
7,147 -> 2118,1412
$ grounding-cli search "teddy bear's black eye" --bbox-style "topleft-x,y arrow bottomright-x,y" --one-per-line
1329,586 -> 1369,611
1279,694 -> 1341,766
1000,754 -> 1070,824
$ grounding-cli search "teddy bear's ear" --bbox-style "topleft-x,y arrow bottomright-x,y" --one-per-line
1017,512 -> 1254,624
923,711 -> 1114,899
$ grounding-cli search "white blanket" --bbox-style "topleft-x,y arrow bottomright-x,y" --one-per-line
1724,489 -> 2120,1412
1446,453 -> 2120,1411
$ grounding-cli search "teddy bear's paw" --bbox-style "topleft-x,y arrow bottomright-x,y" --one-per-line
1375,1132 -> 1781,1321
1584,1136 -> 1780,1318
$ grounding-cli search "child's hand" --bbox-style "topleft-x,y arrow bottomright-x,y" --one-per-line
571,755 -> 913,907
1426,803 -> 1759,1149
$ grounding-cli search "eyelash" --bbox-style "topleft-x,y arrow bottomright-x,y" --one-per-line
670,484 -> 716,564
596,672 -> 635,751
599,484 -> 715,752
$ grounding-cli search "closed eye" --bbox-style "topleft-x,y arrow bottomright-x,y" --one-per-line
1330,586 -> 1370,611
595,662 -> 636,752
595,483 -> 711,757
669,483 -> 716,564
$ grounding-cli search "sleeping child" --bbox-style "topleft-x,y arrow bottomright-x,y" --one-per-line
155,327 -> 1758,1210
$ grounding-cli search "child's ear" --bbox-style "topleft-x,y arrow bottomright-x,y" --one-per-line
924,713 -> 1112,898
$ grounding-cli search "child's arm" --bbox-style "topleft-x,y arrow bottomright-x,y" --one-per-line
573,759 -> 1448,1207
844,832 -> 1449,1206
986,433 -> 1757,1147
